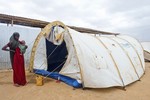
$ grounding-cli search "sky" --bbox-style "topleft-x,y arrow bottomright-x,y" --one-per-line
0,0 -> 150,41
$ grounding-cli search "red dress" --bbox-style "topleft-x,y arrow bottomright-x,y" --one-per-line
13,47 -> 26,85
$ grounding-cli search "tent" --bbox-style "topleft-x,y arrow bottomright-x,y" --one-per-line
29,21 -> 145,88
141,42 -> 150,61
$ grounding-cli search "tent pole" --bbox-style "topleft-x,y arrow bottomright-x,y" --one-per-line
117,36 -> 145,74
29,22 -> 54,72
95,36 -> 125,88
110,37 -> 140,80
29,31 -> 44,72
67,30 -> 85,89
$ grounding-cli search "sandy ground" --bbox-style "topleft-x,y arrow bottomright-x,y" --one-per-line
0,62 -> 150,100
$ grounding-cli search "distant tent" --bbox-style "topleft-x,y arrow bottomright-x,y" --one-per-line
29,21 -> 145,88
141,42 -> 150,62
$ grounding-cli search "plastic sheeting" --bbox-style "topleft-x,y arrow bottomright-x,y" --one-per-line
34,69 -> 82,88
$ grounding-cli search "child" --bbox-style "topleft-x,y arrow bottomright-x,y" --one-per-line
19,40 -> 28,55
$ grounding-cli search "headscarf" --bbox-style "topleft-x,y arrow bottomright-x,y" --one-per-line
9,32 -> 20,50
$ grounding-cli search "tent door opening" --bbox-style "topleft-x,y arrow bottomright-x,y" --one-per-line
45,39 -> 68,72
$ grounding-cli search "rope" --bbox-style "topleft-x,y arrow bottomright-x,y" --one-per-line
27,45 -> 59,83
43,61 -> 66,79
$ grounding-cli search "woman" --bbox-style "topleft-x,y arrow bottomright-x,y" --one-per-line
2,32 -> 27,86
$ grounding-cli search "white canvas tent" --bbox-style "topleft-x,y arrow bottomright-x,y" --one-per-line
29,21 -> 145,88
141,42 -> 150,61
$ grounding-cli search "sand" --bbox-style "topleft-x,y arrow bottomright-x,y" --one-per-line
0,62 -> 150,100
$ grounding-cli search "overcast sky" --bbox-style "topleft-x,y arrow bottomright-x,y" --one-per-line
0,0 -> 150,41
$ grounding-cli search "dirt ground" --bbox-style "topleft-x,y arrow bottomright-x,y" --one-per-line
0,62 -> 150,100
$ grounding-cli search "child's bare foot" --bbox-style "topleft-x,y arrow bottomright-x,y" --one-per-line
14,84 -> 20,87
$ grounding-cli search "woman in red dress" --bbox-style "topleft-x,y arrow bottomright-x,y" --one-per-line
2,32 -> 27,86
